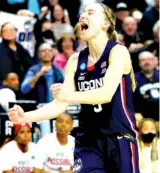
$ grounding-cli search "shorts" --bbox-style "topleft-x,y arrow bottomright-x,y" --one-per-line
73,133 -> 140,173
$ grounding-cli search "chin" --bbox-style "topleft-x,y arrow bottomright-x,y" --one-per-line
80,33 -> 96,41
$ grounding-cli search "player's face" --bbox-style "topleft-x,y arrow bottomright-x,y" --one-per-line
56,115 -> 73,136
15,126 -> 32,145
79,3 -> 107,41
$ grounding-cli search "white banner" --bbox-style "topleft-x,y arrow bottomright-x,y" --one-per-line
0,11 -> 37,57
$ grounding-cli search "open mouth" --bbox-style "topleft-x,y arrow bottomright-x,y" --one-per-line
81,23 -> 89,32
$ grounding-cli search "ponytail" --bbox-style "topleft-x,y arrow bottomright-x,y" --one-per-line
108,30 -> 119,42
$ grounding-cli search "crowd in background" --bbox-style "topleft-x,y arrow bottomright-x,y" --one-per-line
0,0 -> 159,173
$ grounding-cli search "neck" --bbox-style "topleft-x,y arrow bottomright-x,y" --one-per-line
144,142 -> 152,147
143,71 -> 154,78
17,143 -> 28,153
9,40 -> 16,51
88,32 -> 108,60
55,20 -> 63,24
40,61 -> 52,66
56,133 -> 68,145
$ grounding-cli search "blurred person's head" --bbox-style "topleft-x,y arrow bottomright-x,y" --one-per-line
2,73 -> 19,91
13,123 -> 32,152
39,43 -> 54,63
153,20 -> 160,41
114,2 -> 130,21
49,0 -> 58,6
122,16 -> 137,36
57,35 -> 76,54
154,0 -> 159,9
139,118 -> 157,145
52,4 -> 65,23
138,51 -> 158,74
56,113 -> 73,137
42,20 -> 53,32
0,22 -> 17,41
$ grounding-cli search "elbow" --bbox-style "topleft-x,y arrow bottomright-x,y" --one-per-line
20,83 -> 32,94
100,90 -> 112,104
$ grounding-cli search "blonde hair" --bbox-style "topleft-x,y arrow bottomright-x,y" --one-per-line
100,3 -> 136,91
100,3 -> 119,42
138,118 -> 158,163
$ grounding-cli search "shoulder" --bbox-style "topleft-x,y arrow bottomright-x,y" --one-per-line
0,141 -> 16,153
37,133 -> 54,145
0,88 -> 15,96
65,52 -> 80,73
28,64 -> 41,72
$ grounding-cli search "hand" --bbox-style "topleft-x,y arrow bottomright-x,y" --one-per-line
39,6 -> 48,19
39,66 -> 52,76
50,83 -> 69,102
17,9 -> 34,17
8,105 -> 25,124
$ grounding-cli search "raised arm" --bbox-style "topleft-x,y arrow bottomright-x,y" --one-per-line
54,45 -> 132,104
8,53 -> 79,124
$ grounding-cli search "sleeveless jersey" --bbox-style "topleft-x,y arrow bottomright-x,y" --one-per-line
74,40 -> 138,137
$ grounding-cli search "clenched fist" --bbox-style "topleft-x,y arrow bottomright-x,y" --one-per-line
8,105 -> 25,124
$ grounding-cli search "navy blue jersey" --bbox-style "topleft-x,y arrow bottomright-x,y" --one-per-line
74,40 -> 138,137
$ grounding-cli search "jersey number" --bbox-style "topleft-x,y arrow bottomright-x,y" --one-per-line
93,104 -> 102,113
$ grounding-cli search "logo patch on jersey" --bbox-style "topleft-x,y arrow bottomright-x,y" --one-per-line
78,76 -> 85,80
80,63 -> 86,70
73,158 -> 83,173
101,61 -> 107,68
101,68 -> 107,74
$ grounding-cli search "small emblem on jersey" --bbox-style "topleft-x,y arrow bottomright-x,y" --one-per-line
73,158 -> 83,173
78,76 -> 85,80
101,61 -> 107,68
80,63 -> 86,70
101,68 -> 107,74
31,156 -> 35,160
80,72 -> 86,76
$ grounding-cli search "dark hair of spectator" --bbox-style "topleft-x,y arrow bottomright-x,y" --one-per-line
51,4 -> 65,23
57,35 -> 77,53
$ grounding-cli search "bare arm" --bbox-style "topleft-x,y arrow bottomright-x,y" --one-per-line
58,45 -> 132,104
3,170 -> 13,173
8,53 -> 79,124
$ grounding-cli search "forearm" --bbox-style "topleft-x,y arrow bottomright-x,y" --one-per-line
29,72 -> 42,88
68,87 -> 111,104
23,100 -> 68,123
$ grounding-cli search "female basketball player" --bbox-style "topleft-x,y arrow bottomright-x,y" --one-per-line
8,3 -> 140,173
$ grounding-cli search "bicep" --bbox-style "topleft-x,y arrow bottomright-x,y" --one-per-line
103,45 -> 131,99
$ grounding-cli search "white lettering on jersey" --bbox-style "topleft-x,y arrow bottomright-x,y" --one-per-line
78,77 -> 104,91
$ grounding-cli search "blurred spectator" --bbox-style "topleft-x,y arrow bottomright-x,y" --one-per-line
0,22 -> 33,82
133,51 -> 159,121
51,4 -> 74,41
0,123 -> 37,173
53,35 -> 76,72
41,0 -> 70,24
59,0 -> 81,27
138,118 -> 160,173
0,73 -> 21,112
139,0 -> 159,40
113,2 -> 130,32
74,23 -> 87,52
122,16 -> 146,50
34,19 -> 57,58
21,43 -> 64,103
33,113 -> 74,173
130,20 -> 159,72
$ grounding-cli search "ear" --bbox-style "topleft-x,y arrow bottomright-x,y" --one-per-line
101,21 -> 110,31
